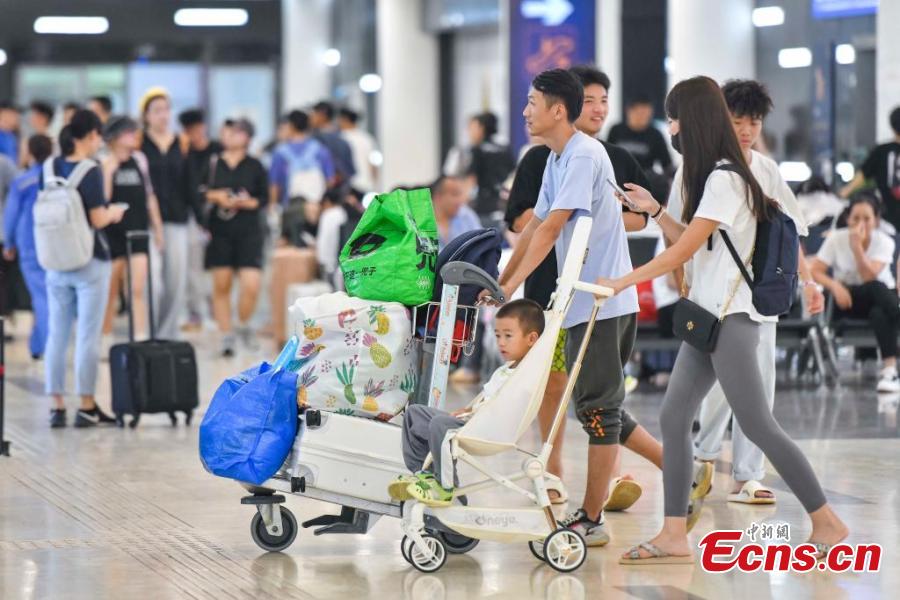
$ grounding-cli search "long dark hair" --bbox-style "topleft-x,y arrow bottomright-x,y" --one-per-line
665,76 -> 776,223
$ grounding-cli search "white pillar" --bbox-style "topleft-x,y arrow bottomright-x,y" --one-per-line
667,0 -> 755,88
876,1 -> 900,141
598,0 -> 622,137
281,0 -> 332,111
376,0 -> 440,189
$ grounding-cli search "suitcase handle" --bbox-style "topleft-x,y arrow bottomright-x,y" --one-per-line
125,230 -> 155,342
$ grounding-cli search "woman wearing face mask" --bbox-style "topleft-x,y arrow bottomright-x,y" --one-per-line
597,77 -> 847,565
100,116 -> 165,342
811,195 -> 900,392
43,110 -> 127,428
140,88 -> 189,340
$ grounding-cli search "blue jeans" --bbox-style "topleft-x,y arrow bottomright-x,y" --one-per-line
20,257 -> 49,357
45,259 -> 111,396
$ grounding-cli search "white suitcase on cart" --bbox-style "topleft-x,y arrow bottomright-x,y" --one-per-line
290,411 -> 405,504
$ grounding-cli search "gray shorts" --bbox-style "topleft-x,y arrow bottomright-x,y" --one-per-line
565,313 -> 638,445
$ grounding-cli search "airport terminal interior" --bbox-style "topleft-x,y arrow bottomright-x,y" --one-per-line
1,1 -> 898,599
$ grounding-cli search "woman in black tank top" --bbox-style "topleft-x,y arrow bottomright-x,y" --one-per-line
100,116 -> 164,340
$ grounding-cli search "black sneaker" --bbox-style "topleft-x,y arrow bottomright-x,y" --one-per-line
559,508 -> 610,546
50,409 -> 67,428
74,407 -> 116,428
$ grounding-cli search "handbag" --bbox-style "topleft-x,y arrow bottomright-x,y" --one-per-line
672,232 -> 752,353
672,297 -> 721,353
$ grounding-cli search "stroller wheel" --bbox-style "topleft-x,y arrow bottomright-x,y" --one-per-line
408,534 -> 447,573
436,531 -> 479,554
528,539 -> 546,562
543,528 -> 587,573
250,507 -> 298,552
400,535 -> 414,564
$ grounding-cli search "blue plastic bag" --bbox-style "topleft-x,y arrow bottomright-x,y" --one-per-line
199,362 -> 299,485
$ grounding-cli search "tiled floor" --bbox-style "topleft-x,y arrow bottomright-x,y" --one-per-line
0,319 -> 896,599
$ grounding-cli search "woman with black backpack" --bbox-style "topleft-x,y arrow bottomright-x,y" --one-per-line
596,77 -> 847,565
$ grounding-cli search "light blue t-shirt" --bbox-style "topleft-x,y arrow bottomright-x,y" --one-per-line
534,131 -> 639,328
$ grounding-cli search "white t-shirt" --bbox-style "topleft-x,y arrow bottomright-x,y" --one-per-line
341,128 -> 377,192
816,228 -> 896,288
667,152 -> 809,322
651,236 -> 680,309
466,362 -> 514,416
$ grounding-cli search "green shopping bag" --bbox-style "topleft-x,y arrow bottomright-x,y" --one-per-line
339,187 -> 438,305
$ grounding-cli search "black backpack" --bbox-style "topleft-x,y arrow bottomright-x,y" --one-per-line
715,164 -> 800,317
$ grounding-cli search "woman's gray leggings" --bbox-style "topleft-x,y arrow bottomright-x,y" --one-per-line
661,313 -> 828,517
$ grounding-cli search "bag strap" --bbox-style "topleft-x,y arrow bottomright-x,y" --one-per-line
66,159 -> 98,190
720,231 -> 754,289
207,153 -> 219,189
42,157 -> 56,185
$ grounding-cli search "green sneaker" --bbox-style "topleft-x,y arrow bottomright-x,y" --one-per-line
407,474 -> 454,507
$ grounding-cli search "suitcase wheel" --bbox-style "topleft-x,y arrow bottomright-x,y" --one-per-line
184,410 -> 193,426
169,412 -> 178,427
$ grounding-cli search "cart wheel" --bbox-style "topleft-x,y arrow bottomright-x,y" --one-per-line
543,528 -> 586,573
168,412 -> 177,426
408,534 -> 447,573
436,531 -> 479,554
528,539 -> 546,562
400,535 -> 414,564
250,507 -> 298,552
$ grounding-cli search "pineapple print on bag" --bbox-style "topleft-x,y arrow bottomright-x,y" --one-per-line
336,360 -> 357,404
361,379 -> 385,412
296,366 -> 319,407
400,369 -> 418,404
368,306 -> 390,335
363,333 -> 392,368
325,395 -> 338,409
303,319 -> 323,340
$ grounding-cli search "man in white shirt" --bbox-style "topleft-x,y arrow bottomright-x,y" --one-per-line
338,108 -> 379,194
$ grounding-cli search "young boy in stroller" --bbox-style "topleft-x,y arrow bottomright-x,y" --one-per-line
390,299 -> 545,506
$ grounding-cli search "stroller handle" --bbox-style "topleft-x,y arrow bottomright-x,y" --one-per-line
571,281 -> 615,299
440,261 -> 505,303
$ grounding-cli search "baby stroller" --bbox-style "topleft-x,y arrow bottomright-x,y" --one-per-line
398,216 -> 611,573
237,216 -> 611,575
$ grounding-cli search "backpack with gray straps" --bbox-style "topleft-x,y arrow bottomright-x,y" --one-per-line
33,158 -> 96,272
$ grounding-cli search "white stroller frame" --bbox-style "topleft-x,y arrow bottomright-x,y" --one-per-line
236,216 -> 610,575
398,216 -> 612,573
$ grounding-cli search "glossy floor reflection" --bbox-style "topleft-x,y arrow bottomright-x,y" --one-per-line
0,320 -> 896,599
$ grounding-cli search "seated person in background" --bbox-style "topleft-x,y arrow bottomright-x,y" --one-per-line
390,299 -> 545,507
810,194 -> 900,393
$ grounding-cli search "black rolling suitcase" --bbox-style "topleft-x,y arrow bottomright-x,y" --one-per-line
110,231 -> 198,428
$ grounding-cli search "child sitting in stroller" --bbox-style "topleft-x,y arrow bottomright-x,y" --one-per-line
390,299 -> 545,507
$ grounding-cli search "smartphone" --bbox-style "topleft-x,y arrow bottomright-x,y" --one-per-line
111,202 -> 130,211
607,178 -> 640,211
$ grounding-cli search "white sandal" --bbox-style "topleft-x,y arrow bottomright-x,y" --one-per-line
727,480 -> 776,505
545,474 -> 569,505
